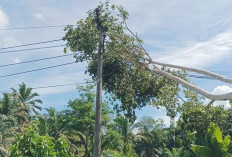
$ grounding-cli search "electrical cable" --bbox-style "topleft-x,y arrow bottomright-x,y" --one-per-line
0,62 -> 76,78
0,24 -> 74,31
0,53 -> 78,68
0,45 -> 65,55
0,81 -> 94,93
0,39 -> 63,50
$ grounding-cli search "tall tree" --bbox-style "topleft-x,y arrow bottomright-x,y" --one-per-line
60,84 -> 112,157
0,93 -> 11,116
63,2 -> 182,155
102,115 -> 137,157
63,1 -> 180,119
11,82 -> 42,115
134,117 -> 167,157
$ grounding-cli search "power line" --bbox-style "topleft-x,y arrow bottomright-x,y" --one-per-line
0,53 -> 77,68
0,81 -> 94,93
0,45 -> 65,55
0,24 -> 74,31
0,39 -> 63,50
187,74 -> 213,80
32,82 -> 90,90
0,62 -> 76,78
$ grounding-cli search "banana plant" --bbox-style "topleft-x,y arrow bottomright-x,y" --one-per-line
191,123 -> 231,157
163,148 -> 183,157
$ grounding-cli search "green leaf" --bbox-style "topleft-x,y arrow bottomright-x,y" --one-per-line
191,145 -> 212,157
221,135 -> 231,152
214,125 -> 223,143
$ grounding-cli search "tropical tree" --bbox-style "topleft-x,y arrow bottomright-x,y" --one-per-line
0,93 -> 12,116
0,92 -> 27,156
134,117 -> 167,157
177,104 -> 231,146
10,122 -> 74,157
11,82 -> 42,115
57,84 -> 112,156
102,115 -> 137,156
63,1 -> 181,121
162,147 -> 191,157
63,2 -> 184,156
43,107 -> 64,138
101,130 -> 125,157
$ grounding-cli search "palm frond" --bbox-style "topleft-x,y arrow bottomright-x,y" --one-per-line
27,92 -> 40,101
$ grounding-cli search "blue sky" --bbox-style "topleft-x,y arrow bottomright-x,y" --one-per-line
0,0 -> 232,125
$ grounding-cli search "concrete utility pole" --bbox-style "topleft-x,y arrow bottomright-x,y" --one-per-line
93,6 -> 104,157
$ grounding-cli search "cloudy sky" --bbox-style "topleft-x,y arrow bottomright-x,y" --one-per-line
0,0 -> 232,124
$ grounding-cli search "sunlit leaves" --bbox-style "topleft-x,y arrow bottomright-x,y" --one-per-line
191,123 -> 231,157
10,122 -> 74,157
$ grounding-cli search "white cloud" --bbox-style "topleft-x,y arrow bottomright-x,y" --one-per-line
33,13 -> 45,21
154,29 -> 232,68
208,85 -> 232,109
0,7 -> 9,28
109,1 -> 232,69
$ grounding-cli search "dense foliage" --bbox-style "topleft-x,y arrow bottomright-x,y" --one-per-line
1,2 -> 232,157
191,123 -> 231,157
0,82 -> 231,157
10,122 -> 74,157
63,1 -> 183,120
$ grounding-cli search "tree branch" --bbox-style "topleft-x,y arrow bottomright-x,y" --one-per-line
108,33 -> 232,101
147,60 -> 232,84
151,68 -> 232,100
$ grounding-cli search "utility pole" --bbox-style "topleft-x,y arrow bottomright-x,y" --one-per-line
93,6 -> 104,157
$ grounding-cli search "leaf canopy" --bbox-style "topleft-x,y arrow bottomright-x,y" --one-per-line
63,1 -> 180,120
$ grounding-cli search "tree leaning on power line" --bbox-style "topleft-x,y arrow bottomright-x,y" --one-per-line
63,2 -> 181,120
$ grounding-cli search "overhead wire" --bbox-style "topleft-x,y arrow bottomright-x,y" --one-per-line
0,53 -> 78,68
32,82 -> 92,90
0,39 -> 63,50
0,60 -> 228,95
3,24 -> 231,102
0,24 -> 75,31
0,40 -> 229,84
0,37 -> 230,80
0,62 -> 77,78
0,45 -> 65,55
0,81 -> 95,93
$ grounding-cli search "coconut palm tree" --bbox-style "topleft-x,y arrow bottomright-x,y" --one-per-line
134,117 -> 167,157
0,92 -> 30,154
110,115 -> 136,154
0,92 -> 30,124
0,93 -> 12,116
11,82 -> 42,115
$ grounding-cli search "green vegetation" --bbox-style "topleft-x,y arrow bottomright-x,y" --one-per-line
1,2 -> 232,157
0,82 -> 231,157
63,1 -> 183,120
10,122 -> 74,157
191,123 -> 231,157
